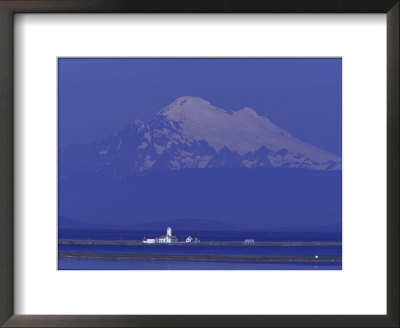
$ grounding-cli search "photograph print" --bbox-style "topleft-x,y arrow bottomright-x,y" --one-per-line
58,58 -> 342,270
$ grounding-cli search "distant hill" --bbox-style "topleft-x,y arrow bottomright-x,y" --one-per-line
58,216 -> 119,230
130,218 -> 238,231
59,167 -> 341,232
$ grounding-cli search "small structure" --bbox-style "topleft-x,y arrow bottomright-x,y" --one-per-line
186,235 -> 200,243
158,226 -> 178,243
244,239 -> 255,245
143,237 -> 156,244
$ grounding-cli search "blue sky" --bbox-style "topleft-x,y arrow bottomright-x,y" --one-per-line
59,58 -> 342,156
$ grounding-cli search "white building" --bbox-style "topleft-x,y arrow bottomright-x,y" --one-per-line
143,237 -> 156,244
244,239 -> 255,245
186,235 -> 200,243
158,227 -> 178,243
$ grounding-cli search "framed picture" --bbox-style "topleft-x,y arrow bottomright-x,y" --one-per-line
0,0 -> 398,327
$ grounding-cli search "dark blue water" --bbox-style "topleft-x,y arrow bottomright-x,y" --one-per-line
59,244 -> 341,257
59,229 -> 341,242
58,229 -> 341,270
58,258 -> 341,270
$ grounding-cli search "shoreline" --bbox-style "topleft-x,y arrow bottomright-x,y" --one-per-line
59,251 -> 342,263
59,239 -> 341,247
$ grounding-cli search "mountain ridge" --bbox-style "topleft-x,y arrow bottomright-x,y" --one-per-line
59,96 -> 341,180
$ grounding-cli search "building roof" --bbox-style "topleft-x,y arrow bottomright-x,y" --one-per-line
159,235 -> 178,239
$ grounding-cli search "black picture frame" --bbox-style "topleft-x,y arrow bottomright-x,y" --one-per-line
0,1 -> 398,327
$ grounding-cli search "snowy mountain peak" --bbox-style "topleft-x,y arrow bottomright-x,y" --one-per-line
60,97 -> 342,179
160,97 -> 267,127
158,97 -> 339,163
238,106 -> 258,116
170,96 -> 211,107
159,96 -> 221,121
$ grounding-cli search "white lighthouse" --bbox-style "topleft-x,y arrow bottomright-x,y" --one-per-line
157,226 -> 178,243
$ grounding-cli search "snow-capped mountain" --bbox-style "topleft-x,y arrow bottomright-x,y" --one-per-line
59,96 -> 341,180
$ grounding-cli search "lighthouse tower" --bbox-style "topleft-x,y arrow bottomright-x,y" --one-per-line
157,227 -> 177,243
